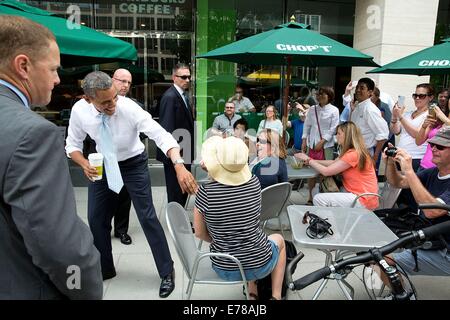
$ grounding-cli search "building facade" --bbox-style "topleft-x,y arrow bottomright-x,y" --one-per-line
22,0 -> 449,148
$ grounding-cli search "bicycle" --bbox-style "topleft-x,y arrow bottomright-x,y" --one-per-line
285,203 -> 450,300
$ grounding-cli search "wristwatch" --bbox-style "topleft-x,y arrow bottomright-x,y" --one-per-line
173,158 -> 185,166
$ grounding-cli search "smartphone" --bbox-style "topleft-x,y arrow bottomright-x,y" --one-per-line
428,103 -> 437,119
352,80 -> 358,88
397,95 -> 405,107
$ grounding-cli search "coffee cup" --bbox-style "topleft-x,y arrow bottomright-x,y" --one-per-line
88,153 -> 104,181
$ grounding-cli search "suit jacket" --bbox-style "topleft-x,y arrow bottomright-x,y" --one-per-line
0,84 -> 103,299
156,85 -> 194,164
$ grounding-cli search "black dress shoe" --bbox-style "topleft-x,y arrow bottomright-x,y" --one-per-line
102,268 -> 116,281
114,232 -> 132,245
159,271 -> 175,298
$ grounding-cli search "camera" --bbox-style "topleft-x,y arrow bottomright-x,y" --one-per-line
385,146 -> 397,157
428,103 -> 437,120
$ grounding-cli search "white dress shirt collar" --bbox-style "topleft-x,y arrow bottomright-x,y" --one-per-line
173,84 -> 185,96
0,79 -> 29,108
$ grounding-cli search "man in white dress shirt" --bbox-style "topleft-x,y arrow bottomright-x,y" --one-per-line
349,78 -> 389,165
66,71 -> 197,298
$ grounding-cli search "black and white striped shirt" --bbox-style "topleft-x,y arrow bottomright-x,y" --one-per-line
195,175 -> 273,270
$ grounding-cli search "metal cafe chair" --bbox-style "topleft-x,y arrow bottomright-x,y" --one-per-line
165,202 -> 250,300
261,182 -> 292,236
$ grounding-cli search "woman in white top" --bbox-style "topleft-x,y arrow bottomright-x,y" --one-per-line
301,86 -> 339,204
257,105 -> 283,137
390,83 -> 430,172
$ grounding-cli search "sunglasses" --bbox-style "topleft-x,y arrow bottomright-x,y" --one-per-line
257,138 -> 268,144
429,142 -> 447,151
235,91 -> 243,94
113,78 -> 132,85
175,75 -> 191,80
412,93 -> 431,99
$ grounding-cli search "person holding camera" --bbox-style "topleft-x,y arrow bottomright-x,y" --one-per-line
416,86 -> 450,173
390,84 -> 432,172
382,126 -> 450,277
295,121 -> 379,209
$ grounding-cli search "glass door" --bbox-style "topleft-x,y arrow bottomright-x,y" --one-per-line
105,31 -> 193,120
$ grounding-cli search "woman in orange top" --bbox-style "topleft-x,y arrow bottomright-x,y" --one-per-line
295,121 -> 379,209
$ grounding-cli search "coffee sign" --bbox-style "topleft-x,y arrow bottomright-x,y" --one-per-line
118,0 -> 189,15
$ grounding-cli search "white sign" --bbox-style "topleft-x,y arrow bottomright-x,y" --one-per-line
276,44 -> 332,53
418,60 -> 450,67
119,0 -> 187,15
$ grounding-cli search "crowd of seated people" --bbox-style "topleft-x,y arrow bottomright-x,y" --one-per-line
196,81 -> 449,294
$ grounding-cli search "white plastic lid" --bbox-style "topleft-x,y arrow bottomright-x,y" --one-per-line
88,153 -> 103,161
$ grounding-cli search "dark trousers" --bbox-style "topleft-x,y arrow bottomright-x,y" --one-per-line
88,152 -> 173,278
113,187 -> 131,235
162,162 -> 191,206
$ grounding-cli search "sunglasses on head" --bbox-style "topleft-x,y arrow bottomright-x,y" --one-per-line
412,93 -> 431,99
257,138 -> 268,144
429,142 -> 447,151
175,75 -> 191,80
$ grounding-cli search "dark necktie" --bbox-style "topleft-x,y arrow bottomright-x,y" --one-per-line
183,91 -> 191,112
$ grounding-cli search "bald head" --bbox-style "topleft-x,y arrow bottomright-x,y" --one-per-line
112,68 -> 132,96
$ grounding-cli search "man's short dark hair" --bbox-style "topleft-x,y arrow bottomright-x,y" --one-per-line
233,118 -> 248,131
172,63 -> 190,75
358,78 -> 375,91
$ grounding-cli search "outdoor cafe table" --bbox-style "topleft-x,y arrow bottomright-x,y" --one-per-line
287,165 -> 319,180
287,205 -> 398,300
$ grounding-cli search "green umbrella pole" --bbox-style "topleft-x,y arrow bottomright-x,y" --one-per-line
283,55 -> 292,131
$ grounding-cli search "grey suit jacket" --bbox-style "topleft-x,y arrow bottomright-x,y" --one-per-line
0,84 -> 103,299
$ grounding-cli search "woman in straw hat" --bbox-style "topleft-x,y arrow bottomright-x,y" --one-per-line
193,136 -> 286,300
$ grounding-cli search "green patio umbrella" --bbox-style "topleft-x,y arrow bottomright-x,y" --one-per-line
197,19 -> 378,126
0,0 -> 137,67
367,38 -> 450,75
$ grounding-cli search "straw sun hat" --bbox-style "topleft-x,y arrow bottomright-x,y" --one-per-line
201,136 -> 251,186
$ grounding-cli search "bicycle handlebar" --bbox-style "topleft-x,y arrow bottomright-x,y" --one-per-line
289,219 -> 450,291
418,203 -> 450,212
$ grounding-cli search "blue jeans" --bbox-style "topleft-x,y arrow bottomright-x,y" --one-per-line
212,240 -> 280,281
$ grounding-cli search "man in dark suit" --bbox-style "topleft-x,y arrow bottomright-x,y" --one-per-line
157,63 -> 195,206
0,15 -> 102,299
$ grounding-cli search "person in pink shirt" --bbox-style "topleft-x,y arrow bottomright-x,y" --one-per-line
416,90 -> 450,171
295,121 -> 379,209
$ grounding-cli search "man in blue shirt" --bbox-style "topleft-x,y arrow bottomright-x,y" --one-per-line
383,125 -> 450,277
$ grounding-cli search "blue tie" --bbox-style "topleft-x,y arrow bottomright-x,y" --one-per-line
100,114 -> 123,193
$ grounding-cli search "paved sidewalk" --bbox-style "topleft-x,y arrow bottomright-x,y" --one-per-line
73,186 -> 450,300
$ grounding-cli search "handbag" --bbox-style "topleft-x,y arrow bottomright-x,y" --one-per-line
308,106 -> 325,160
319,176 -> 340,193
302,211 -> 334,239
